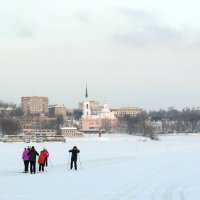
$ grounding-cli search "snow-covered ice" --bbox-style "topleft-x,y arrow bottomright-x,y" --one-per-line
0,134 -> 200,200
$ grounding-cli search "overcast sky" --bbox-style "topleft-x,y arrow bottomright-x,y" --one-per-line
1,0 -> 200,110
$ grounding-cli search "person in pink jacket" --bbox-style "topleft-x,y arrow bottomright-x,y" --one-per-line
22,148 -> 29,173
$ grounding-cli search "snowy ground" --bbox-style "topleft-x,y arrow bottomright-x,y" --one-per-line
0,134 -> 200,200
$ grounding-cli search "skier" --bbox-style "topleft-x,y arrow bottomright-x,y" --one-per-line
22,148 -> 29,173
38,150 -> 46,172
43,148 -> 49,167
28,146 -> 39,174
69,146 -> 80,170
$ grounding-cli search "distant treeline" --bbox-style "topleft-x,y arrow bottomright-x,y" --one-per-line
118,108 -> 200,137
0,100 -> 23,134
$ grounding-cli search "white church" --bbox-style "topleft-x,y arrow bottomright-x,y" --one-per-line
79,86 -> 117,133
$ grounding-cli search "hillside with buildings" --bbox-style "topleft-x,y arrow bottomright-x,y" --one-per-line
1,88 -> 200,141
0,91 -> 143,140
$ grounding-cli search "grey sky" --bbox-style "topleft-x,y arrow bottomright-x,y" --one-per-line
1,0 -> 200,110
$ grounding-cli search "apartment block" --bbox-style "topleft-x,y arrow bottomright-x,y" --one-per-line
111,107 -> 142,117
21,96 -> 49,114
15,115 -> 56,129
49,104 -> 66,116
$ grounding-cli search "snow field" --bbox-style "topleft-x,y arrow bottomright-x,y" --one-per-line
0,134 -> 200,200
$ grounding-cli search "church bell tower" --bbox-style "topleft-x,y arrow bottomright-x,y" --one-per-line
82,84 -> 91,118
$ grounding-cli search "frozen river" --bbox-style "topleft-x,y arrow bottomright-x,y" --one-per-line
0,134 -> 200,200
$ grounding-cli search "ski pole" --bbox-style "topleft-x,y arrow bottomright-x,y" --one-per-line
67,152 -> 71,170
78,154 -> 82,169
49,157 -> 53,167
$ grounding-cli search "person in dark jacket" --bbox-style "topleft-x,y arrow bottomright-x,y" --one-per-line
69,146 -> 80,170
28,146 -> 39,174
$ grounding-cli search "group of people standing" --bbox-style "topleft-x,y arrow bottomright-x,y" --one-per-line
22,145 -> 80,173
22,146 -> 49,174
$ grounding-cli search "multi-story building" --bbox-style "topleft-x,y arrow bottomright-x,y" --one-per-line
15,115 -> 56,129
60,127 -> 83,137
49,104 -> 66,116
21,96 -> 49,115
111,107 -> 142,117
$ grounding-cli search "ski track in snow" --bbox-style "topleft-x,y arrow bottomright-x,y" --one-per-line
97,166 -> 194,200
102,166 -> 200,200
85,155 -> 136,166
97,167 -> 172,200
2,164 -> 198,200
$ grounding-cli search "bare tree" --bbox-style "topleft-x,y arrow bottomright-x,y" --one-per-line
101,118 -> 112,132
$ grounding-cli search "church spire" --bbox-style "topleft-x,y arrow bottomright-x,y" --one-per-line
85,84 -> 88,98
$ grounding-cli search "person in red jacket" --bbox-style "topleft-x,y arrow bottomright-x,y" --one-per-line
38,150 -> 46,172
43,148 -> 49,167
